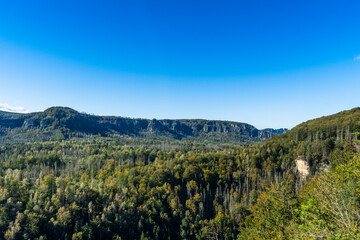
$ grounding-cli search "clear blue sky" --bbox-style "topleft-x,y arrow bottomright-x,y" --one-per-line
0,0 -> 360,129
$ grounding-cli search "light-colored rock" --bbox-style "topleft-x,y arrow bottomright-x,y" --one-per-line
295,157 -> 310,179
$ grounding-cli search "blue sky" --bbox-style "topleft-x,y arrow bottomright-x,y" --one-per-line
0,0 -> 360,129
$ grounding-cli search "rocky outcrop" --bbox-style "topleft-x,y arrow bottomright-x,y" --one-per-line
295,156 -> 310,179
258,128 -> 288,140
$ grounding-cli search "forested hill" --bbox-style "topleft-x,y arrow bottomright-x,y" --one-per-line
0,107 -> 287,143
0,108 -> 360,239
253,107 -> 360,175
260,107 -> 360,163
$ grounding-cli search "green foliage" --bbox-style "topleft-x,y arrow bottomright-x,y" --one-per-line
238,175 -> 298,240
0,107 -> 359,239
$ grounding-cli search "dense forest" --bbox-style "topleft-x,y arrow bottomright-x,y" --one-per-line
0,107 -> 360,239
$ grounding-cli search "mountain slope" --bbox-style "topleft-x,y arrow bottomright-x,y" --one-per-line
255,107 -> 360,179
267,107 -> 360,145
0,107 -> 287,143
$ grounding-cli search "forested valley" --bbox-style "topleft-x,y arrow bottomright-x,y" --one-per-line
1,107 -> 360,239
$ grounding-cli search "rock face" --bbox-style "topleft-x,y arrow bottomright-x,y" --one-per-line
258,128 -> 288,140
0,107 -> 288,143
295,156 -> 310,179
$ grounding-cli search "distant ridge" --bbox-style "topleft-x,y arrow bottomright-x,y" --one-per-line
0,106 -> 287,143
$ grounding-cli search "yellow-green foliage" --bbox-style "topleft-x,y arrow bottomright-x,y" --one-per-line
0,108 -> 359,239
